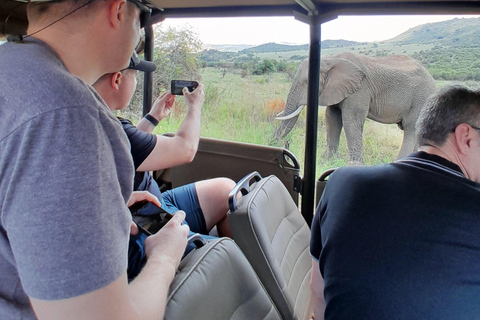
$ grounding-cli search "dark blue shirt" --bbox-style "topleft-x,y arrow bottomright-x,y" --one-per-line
311,152 -> 480,320
119,118 -> 157,191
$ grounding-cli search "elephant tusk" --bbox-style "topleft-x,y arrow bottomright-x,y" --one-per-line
275,105 -> 305,120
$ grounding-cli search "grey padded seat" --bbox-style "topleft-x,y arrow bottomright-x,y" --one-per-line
228,172 -> 313,320
164,237 -> 281,320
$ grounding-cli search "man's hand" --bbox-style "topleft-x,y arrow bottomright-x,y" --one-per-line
127,191 -> 162,235
183,83 -> 205,112
127,190 -> 162,208
144,210 -> 189,270
150,92 -> 176,121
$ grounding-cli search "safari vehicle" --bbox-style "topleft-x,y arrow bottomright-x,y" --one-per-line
2,0 -> 479,319
3,0 -> 479,227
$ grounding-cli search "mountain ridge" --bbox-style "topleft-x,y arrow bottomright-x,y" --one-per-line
206,17 -> 480,53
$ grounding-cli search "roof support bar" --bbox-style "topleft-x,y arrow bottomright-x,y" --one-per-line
295,0 -> 318,15
143,24 -> 154,116
295,10 -> 337,226
302,20 -> 320,227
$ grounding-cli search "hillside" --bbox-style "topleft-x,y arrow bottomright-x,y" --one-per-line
198,17 -> 480,81
238,40 -> 365,54
388,17 -> 480,47
240,42 -> 309,53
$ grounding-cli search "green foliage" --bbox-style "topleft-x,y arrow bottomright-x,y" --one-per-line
391,17 -> 480,48
155,67 -> 416,177
120,17 -> 480,177
197,17 -> 480,83
413,45 -> 480,81
153,24 -> 203,89
120,24 -> 203,120
253,58 -> 277,75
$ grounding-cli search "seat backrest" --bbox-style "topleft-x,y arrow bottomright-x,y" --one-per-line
315,168 -> 336,208
164,237 -> 281,320
228,172 -> 313,320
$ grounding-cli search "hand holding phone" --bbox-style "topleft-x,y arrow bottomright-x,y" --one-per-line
129,200 -> 174,235
171,80 -> 199,95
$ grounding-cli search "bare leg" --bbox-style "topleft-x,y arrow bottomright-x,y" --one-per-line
195,178 -> 236,238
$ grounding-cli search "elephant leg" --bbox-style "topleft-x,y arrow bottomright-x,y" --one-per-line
342,107 -> 368,164
397,117 -> 417,159
325,105 -> 342,158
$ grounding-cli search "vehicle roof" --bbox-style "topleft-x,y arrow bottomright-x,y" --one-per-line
2,0 -> 479,40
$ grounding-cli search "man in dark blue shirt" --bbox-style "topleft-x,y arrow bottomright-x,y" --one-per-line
310,84 -> 480,320
94,54 -> 234,239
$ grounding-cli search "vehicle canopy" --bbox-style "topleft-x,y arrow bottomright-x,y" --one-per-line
3,0 -> 478,39
2,0 -> 479,223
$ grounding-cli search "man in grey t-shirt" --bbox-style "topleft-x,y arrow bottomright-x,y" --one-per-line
0,1 -> 188,319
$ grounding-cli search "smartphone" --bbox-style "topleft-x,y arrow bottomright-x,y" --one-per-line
171,80 -> 199,95
129,200 -> 174,235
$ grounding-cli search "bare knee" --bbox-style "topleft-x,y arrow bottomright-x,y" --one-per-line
216,177 -> 236,194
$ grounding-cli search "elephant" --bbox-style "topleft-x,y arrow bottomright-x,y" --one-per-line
274,52 -> 436,164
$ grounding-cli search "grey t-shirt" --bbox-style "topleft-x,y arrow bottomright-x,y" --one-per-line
0,39 -> 134,319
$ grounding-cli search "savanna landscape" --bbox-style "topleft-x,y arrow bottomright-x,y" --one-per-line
119,17 -> 480,177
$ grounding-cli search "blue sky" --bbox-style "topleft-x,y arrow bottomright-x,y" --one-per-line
161,15 -> 480,45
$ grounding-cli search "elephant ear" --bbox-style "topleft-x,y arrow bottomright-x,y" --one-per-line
319,58 -> 366,106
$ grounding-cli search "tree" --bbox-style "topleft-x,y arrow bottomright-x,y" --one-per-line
153,24 -> 203,90
253,58 -> 277,75
122,24 -> 203,119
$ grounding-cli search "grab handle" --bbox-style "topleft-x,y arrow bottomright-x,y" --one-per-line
228,171 -> 262,212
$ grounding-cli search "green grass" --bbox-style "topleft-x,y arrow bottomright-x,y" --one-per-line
127,67 -> 480,179
152,67 -> 407,178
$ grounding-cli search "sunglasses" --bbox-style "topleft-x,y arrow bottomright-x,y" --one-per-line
127,0 -> 152,29
470,125 -> 480,132
450,124 -> 480,133
129,51 -> 142,68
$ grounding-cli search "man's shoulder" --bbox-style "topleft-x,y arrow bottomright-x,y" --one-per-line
330,163 -> 394,181
0,41 -> 115,141
118,117 -> 134,127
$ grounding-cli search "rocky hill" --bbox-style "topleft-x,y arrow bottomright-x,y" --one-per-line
388,17 -> 480,47
200,17 -> 480,81
231,17 -> 480,53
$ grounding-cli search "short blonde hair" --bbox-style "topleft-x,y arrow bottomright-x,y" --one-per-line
27,0 -> 102,23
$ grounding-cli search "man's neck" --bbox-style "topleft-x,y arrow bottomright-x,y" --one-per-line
31,32 -> 104,85
418,142 -> 468,177
35,36 -> 103,85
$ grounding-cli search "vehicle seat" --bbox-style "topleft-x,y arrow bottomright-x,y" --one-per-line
227,172 -> 313,320
315,168 -> 336,208
164,237 -> 281,320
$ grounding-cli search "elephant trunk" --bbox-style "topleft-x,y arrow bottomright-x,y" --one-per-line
273,79 -> 307,142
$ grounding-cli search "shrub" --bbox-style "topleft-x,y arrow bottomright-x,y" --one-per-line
265,98 -> 286,116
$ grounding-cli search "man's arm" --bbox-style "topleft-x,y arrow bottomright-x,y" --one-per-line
137,84 -> 205,172
30,212 -> 189,320
311,258 -> 326,320
136,92 -> 175,133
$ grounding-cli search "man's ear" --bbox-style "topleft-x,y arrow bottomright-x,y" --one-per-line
108,0 -> 127,29
110,72 -> 123,90
454,124 -> 475,155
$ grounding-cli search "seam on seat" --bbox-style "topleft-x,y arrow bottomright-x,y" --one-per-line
293,264 -> 312,314
275,215 -> 303,269
284,245 -> 310,289
242,176 -> 305,318
246,179 -> 287,292
167,238 -> 227,299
